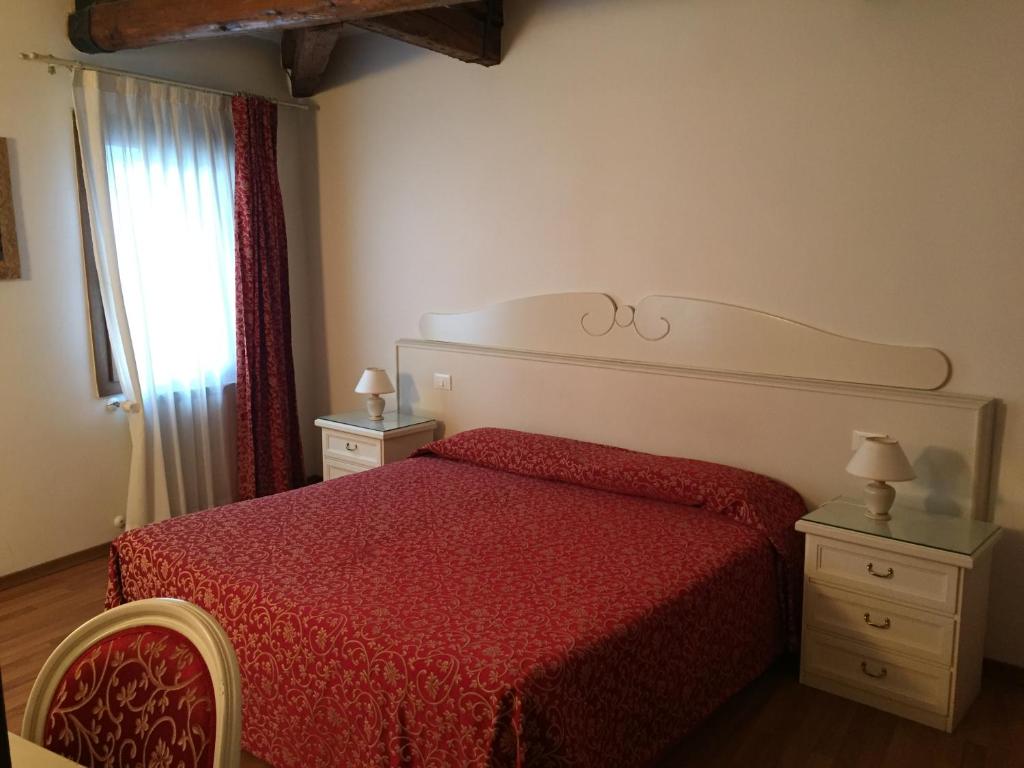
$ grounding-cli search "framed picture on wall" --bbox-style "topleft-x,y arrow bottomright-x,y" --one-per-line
0,137 -> 21,281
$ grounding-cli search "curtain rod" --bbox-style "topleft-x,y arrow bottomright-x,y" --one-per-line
20,52 -> 318,112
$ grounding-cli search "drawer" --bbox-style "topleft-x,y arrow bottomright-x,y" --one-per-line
805,583 -> 956,665
806,535 -> 960,614
323,431 -> 381,467
803,631 -> 951,716
324,457 -> 371,481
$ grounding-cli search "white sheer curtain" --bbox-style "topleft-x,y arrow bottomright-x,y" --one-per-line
73,70 -> 237,528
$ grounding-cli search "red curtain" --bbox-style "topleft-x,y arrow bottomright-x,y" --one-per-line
232,95 -> 304,499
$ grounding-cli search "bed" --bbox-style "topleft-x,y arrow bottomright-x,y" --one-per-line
107,428 -> 807,768
107,291 -> 996,767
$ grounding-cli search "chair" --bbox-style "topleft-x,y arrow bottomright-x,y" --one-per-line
21,598 -> 241,768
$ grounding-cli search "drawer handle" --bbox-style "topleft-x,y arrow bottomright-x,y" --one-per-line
866,562 -> 894,579
860,661 -> 888,680
863,612 -> 891,630
345,442 -> 358,452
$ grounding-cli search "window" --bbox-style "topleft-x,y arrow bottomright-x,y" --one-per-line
73,94 -> 236,400
102,139 -> 236,393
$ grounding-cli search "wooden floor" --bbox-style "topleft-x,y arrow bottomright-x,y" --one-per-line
3,558 -> 1023,767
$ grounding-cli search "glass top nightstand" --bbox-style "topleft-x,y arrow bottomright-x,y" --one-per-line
314,412 -> 437,480
316,411 -> 435,434
800,496 -> 1001,557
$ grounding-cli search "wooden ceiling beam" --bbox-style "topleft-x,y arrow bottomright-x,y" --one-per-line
68,0 -> 478,53
282,23 -> 345,97
352,0 -> 502,67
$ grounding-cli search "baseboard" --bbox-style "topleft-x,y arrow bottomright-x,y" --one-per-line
0,543 -> 110,591
983,657 -> 1024,686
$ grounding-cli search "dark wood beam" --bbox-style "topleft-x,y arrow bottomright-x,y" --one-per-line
352,0 -> 501,66
281,23 -> 345,97
68,0 -> 477,53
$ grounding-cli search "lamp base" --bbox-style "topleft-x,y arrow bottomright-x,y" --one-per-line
863,480 -> 896,521
365,394 -> 385,421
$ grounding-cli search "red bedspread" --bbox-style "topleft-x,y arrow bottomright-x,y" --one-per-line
107,428 -> 806,768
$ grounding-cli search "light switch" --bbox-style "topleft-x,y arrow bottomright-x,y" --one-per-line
433,373 -> 452,391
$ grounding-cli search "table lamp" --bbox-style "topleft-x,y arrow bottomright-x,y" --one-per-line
355,368 -> 394,421
846,436 -> 916,520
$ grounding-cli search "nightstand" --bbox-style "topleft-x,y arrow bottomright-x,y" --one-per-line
796,497 -> 1001,732
314,411 -> 437,480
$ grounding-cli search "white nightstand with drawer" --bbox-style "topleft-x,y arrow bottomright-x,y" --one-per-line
796,497 -> 1001,732
315,411 -> 436,480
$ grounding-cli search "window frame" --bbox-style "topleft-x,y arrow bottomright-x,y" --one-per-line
74,119 -> 121,399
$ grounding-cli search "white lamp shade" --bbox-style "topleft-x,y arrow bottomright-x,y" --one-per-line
354,368 -> 395,395
846,437 -> 916,482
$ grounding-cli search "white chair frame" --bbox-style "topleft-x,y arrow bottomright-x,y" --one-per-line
22,598 -> 242,768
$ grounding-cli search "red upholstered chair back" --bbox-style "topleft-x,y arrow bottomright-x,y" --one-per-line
21,599 -> 241,768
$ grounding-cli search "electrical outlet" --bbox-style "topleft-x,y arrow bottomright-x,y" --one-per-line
433,373 -> 452,391
851,430 -> 889,451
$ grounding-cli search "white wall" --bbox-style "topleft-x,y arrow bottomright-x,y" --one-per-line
0,0 -> 322,576
314,0 -> 1024,664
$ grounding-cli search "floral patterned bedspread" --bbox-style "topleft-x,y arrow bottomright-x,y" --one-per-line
107,428 -> 806,768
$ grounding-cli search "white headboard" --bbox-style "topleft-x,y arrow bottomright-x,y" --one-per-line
397,293 -> 995,519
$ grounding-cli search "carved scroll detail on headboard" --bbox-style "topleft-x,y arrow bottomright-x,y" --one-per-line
419,293 -> 952,391
581,299 -> 671,341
